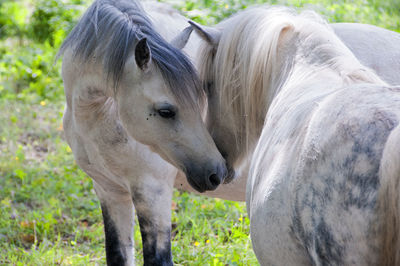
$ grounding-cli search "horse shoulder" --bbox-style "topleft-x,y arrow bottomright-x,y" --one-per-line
63,51 -> 133,171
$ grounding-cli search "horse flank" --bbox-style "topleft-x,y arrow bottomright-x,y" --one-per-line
58,0 -> 203,107
199,6 -> 386,153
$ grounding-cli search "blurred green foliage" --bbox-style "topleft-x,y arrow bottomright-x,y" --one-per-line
0,0 -> 399,103
180,0 -> 400,28
0,0 -> 84,102
29,0 -> 84,45
0,1 -> 29,38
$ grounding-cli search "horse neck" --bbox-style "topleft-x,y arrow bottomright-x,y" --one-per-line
211,17 -> 294,157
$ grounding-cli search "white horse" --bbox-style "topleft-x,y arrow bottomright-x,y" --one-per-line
58,1 -> 228,265
190,6 -> 400,265
60,0 -> 400,265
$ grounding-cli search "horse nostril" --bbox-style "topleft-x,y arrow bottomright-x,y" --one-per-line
208,173 -> 221,188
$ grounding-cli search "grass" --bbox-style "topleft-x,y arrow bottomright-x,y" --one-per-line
0,100 -> 105,265
1,0 -> 399,265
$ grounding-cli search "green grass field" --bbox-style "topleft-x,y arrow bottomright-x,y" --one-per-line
1,0 -> 399,265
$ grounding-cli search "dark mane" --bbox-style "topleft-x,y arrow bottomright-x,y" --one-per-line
58,0 -> 202,107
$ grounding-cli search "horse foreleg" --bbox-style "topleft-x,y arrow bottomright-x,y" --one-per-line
131,174 -> 175,266
93,181 -> 135,266
64,113 -> 136,265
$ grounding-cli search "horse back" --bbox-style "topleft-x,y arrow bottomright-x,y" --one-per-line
333,23 -> 400,85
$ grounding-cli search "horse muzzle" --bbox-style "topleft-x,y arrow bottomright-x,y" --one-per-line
184,161 -> 227,192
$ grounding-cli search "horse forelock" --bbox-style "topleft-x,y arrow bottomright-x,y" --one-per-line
58,0 -> 203,108
200,6 -> 385,153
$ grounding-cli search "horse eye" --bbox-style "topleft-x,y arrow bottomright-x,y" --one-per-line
157,109 -> 176,119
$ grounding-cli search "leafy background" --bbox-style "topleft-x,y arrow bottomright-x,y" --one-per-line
0,0 -> 399,265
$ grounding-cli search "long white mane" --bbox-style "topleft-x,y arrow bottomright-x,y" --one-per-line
199,6 -> 385,152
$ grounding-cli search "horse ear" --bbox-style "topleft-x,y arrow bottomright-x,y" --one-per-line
188,20 -> 221,47
170,26 -> 193,50
135,38 -> 151,71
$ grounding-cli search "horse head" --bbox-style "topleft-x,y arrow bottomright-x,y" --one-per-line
116,36 -> 228,192
59,0 -> 227,192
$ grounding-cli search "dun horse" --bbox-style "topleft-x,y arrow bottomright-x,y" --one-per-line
191,6 -> 400,265
58,0 -> 228,265
59,0 -> 400,265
